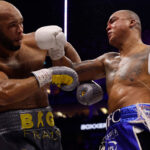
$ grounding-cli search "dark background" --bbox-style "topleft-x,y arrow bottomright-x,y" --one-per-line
6,0 -> 150,149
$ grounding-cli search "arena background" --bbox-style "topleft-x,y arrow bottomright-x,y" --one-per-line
6,0 -> 150,149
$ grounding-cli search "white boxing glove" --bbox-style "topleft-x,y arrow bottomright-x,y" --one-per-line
35,25 -> 66,60
32,66 -> 78,91
76,81 -> 103,105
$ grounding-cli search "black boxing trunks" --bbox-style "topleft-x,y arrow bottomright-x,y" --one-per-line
0,106 -> 62,150
99,103 -> 150,150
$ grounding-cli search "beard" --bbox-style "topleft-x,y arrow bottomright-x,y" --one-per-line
0,30 -> 20,51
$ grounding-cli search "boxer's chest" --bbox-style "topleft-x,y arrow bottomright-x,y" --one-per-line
0,48 -> 46,78
106,51 -> 148,85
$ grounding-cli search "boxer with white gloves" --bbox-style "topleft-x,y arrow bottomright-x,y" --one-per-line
35,25 -> 66,60
32,66 -> 78,91
76,81 -> 103,105
0,2 -> 82,150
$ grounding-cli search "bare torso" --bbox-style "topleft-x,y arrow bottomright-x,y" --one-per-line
0,33 -> 49,112
104,46 -> 150,113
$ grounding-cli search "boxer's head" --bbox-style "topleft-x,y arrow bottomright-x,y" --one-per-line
106,10 -> 141,48
0,1 -> 23,51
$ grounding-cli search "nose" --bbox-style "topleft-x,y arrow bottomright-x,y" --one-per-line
17,24 -> 23,34
106,23 -> 111,32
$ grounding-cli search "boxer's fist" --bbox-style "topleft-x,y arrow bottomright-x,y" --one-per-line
76,81 -> 103,105
51,66 -> 78,91
32,66 -> 78,91
35,25 -> 66,60
48,32 -> 66,60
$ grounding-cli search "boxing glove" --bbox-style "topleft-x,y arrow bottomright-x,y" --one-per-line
76,81 -> 103,105
32,66 -> 78,91
35,25 -> 66,60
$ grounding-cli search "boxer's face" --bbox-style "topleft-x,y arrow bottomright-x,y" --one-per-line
106,11 -> 131,47
0,8 -> 23,51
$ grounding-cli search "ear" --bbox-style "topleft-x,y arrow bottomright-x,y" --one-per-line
129,19 -> 136,28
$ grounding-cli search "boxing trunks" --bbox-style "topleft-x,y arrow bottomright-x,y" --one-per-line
99,104 -> 150,150
0,106 -> 62,150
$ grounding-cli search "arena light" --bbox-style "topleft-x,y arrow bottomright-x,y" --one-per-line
64,0 -> 68,40
47,89 -> 51,94
100,107 -> 108,114
55,111 -> 67,118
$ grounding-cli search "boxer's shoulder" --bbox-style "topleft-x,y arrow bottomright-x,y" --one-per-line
21,33 -> 47,58
105,52 -> 120,58
95,52 -> 119,65
22,32 -> 40,49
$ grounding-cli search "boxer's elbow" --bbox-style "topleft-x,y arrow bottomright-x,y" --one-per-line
0,83 -> 23,106
0,89 -> 19,106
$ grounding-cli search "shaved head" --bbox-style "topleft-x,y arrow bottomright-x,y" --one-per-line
0,1 -> 16,13
0,1 -> 17,10
0,1 -> 23,51
111,10 -> 141,33
0,1 -> 22,21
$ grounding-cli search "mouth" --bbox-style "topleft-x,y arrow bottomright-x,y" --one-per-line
16,34 -> 23,41
107,32 -> 112,39
15,36 -> 23,43
15,39 -> 22,43
14,38 -> 22,46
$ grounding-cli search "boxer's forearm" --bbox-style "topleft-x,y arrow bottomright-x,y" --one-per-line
52,42 -> 81,66
53,57 -> 105,82
73,59 -> 105,82
64,42 -> 81,63
52,56 -> 73,67
0,77 -> 39,105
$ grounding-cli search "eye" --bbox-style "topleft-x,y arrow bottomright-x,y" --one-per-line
110,18 -> 117,24
8,22 -> 18,28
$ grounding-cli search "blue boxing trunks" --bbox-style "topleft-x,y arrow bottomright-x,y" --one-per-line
99,103 -> 150,150
0,106 -> 62,150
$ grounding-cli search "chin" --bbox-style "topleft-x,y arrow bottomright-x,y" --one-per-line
11,41 -> 22,51
13,45 -> 21,51
109,37 -> 118,47
108,39 -> 114,46
8,44 -> 21,51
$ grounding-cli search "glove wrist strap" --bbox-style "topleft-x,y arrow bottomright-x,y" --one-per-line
32,69 -> 52,87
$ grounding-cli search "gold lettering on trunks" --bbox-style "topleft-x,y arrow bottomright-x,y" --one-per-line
20,114 -> 33,129
46,112 -> 55,126
37,111 -> 44,128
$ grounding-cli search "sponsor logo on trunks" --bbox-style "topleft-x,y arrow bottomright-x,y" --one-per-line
105,129 -> 119,140
20,111 -> 54,129
108,141 -> 117,150
106,109 -> 120,128
23,128 -> 61,140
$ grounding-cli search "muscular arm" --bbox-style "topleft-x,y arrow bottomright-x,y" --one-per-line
53,53 -> 106,82
28,28 -> 105,82
0,72 -> 39,106
64,42 -> 81,63
73,56 -> 106,81
52,42 -> 81,66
